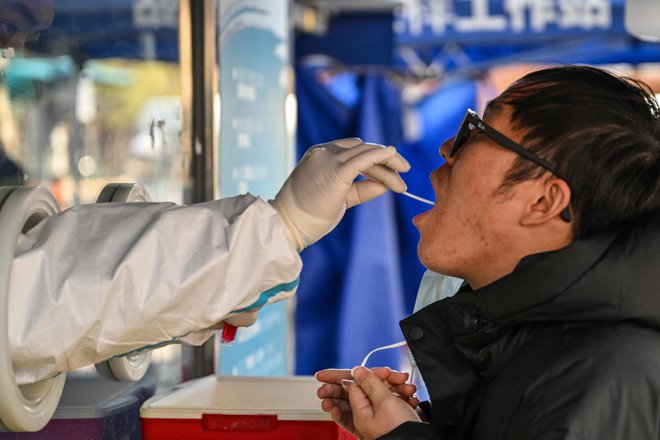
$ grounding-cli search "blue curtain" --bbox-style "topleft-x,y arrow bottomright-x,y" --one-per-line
294,65 -> 477,373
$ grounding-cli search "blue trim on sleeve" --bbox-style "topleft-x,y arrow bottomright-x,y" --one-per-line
108,336 -> 178,359
231,277 -> 300,313
105,277 -> 300,361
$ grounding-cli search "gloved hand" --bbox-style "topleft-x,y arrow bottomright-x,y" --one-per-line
271,138 -> 410,251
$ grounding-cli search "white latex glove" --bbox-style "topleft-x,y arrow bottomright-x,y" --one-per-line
271,138 -> 410,251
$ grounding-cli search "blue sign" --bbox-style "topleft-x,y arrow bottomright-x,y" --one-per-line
393,0 -> 626,45
216,0 -> 294,376
296,0 -> 655,69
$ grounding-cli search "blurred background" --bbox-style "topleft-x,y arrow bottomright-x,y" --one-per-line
1,0 -> 659,388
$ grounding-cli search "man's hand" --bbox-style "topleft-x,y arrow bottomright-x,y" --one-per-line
271,138 -> 410,251
316,367 -> 418,438
342,366 -> 421,440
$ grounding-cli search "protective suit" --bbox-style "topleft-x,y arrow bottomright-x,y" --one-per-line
10,195 -> 299,384
7,138 -> 411,384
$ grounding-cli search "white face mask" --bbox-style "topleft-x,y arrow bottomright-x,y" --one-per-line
413,270 -> 464,313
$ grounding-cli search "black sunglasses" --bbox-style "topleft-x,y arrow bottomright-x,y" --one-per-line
450,109 -> 571,222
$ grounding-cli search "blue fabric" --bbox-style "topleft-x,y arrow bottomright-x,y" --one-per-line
294,65 -> 477,373
334,73 -> 406,368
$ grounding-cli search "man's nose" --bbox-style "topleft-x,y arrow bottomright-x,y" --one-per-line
438,138 -> 455,167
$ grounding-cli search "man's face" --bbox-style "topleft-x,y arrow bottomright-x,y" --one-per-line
0,0 -> 54,51
413,108 -> 528,288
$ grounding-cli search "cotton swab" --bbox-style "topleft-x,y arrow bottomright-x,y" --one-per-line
402,191 -> 434,205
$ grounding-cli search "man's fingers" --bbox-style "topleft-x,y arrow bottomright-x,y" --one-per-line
330,407 -> 357,438
385,370 -> 410,385
351,367 -> 394,409
371,367 -> 394,380
325,371 -> 415,398
316,369 -> 353,384
321,397 -> 352,414
316,367 -> 395,384
406,395 -> 420,409
391,382 -> 417,398
344,378 -> 374,419
318,383 -> 346,400
322,397 -> 358,438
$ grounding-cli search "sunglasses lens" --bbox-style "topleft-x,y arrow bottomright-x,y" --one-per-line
450,120 -> 470,156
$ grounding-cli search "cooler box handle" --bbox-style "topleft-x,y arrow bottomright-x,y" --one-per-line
202,414 -> 279,432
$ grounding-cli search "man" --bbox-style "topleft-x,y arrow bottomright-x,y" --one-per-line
317,65 -> 660,439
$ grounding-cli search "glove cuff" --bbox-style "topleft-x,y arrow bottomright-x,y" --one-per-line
269,199 -> 306,252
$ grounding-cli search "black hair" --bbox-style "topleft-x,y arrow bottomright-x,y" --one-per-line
488,65 -> 660,238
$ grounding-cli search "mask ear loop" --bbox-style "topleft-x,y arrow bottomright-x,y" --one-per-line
360,340 -> 417,383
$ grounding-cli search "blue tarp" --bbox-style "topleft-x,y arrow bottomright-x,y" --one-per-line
294,65 -> 478,373
297,0 -> 660,70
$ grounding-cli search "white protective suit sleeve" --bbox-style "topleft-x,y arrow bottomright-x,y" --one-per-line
8,193 -> 301,385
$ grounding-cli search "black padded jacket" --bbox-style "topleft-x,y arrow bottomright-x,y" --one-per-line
380,209 -> 660,440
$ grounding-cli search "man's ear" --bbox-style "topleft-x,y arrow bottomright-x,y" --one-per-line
520,178 -> 571,226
